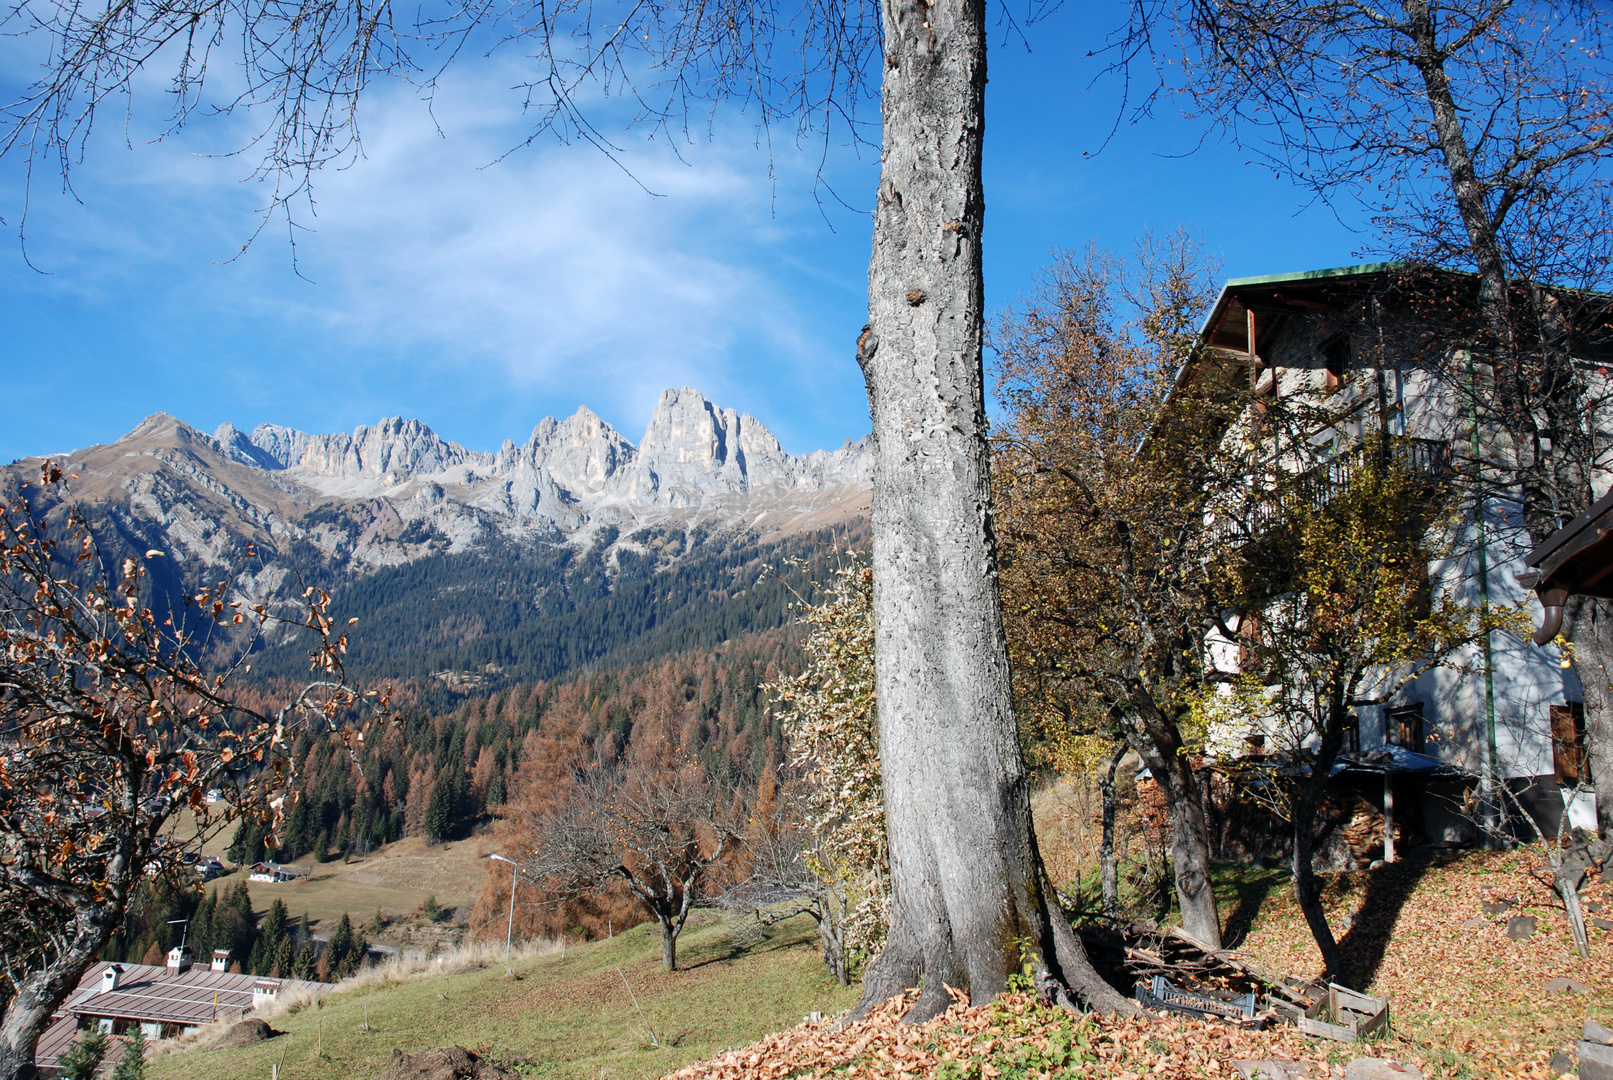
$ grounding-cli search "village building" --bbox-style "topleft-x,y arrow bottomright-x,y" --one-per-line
1178,262 -> 1606,847
33,948 -> 321,1071
247,861 -> 300,883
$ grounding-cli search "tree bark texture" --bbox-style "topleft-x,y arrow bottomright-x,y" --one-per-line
1565,593 -> 1613,852
0,1045 -> 33,1080
853,0 -> 1125,1021
0,837 -> 135,1080
1100,747 -> 1123,920
661,919 -> 678,972
1125,685 -> 1223,947
1288,694 -> 1349,983
0,918 -> 115,1080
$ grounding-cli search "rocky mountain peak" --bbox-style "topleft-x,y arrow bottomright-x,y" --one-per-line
501,405 -> 637,496
615,388 -> 799,504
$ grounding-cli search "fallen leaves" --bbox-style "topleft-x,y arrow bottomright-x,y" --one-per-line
666,850 -> 1609,1079
667,989 -> 1365,1079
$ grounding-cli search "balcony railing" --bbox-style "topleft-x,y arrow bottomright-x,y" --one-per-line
1209,437 -> 1452,547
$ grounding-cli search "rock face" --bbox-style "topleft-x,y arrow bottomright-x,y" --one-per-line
234,387 -> 871,528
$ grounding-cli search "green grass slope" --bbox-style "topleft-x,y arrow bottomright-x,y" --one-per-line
149,914 -> 859,1080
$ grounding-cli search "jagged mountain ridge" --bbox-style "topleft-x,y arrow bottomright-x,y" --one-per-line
213,386 -> 870,534
19,387 -> 870,576
5,389 -> 871,685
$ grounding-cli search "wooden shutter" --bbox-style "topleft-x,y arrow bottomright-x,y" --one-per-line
1551,703 -> 1588,786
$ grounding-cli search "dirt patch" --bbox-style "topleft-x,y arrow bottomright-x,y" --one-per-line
211,1019 -> 280,1048
375,1046 -> 518,1080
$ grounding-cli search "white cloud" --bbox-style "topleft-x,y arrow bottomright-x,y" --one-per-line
0,55 -> 877,454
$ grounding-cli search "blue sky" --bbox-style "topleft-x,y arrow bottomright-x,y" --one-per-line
0,3 -> 1370,463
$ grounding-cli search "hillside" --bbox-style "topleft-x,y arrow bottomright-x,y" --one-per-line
146,914 -> 859,1080
132,849 -> 1612,1080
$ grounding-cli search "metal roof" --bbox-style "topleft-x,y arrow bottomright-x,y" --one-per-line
1330,745 -> 1475,779
1223,261 -> 1408,288
36,961 -> 321,1067
62,961 -> 321,1025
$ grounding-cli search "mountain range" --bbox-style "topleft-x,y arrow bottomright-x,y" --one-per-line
5,389 -> 872,687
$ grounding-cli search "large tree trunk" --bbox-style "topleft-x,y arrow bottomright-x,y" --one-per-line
1125,685 -> 1222,947
0,1045 -> 34,1080
1565,586 -> 1613,852
1288,809 -> 1342,982
852,0 -> 1125,1023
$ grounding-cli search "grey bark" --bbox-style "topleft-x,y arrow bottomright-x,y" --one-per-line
1125,685 -> 1222,947
0,894 -> 125,1080
1099,746 -> 1124,919
1289,690 -> 1349,983
852,0 -> 1126,1022
661,919 -> 678,972
1566,597 -> 1613,852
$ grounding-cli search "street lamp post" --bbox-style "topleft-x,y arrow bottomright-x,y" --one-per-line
487,854 -> 519,959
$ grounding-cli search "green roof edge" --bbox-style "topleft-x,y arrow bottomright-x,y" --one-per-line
1224,260 -> 1409,288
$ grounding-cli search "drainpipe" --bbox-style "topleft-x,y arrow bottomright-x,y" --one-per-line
1467,349 -> 1502,846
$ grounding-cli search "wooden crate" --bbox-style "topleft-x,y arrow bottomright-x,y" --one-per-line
1297,984 -> 1389,1043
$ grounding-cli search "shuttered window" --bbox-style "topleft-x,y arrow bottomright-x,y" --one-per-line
1550,703 -> 1589,786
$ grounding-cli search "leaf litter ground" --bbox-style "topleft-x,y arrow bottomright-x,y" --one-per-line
668,850 -> 1610,1078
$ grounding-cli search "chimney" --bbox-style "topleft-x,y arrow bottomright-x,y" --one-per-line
166,947 -> 191,973
211,950 -> 230,973
100,965 -> 124,994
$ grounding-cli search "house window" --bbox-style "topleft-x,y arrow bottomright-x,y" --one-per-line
1342,715 -> 1361,754
1323,335 -> 1350,389
1387,703 -> 1424,753
1551,702 -> 1590,786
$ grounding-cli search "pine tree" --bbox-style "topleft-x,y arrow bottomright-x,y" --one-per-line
422,770 -> 459,843
226,819 -> 266,866
326,913 -> 355,978
57,1030 -> 108,1080
190,890 -> 218,958
271,936 -> 294,979
292,941 -> 317,981
249,900 -> 288,974
110,1024 -> 145,1080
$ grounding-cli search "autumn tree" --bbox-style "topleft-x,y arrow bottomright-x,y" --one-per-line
1211,432 -> 1510,981
1130,0 -> 1613,861
0,464 -> 367,1079
744,557 -> 886,985
512,762 -> 738,971
993,234 -> 1237,947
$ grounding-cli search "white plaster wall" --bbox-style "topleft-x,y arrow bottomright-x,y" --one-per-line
1368,496 -> 1573,779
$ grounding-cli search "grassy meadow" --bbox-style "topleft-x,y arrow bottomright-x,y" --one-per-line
148,913 -> 858,1080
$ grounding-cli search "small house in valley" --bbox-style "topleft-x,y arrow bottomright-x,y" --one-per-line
33,951 -> 320,1071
